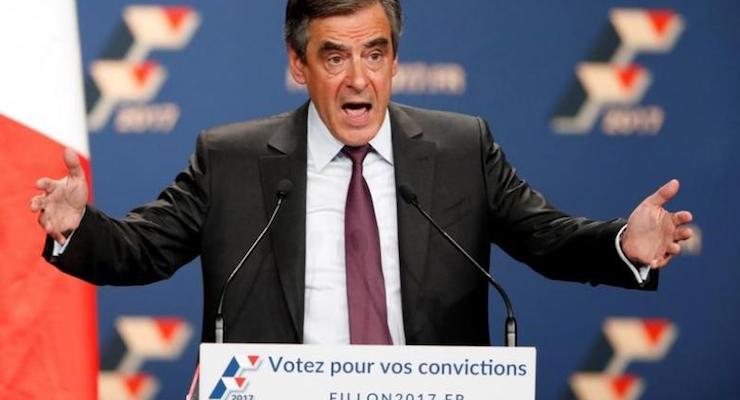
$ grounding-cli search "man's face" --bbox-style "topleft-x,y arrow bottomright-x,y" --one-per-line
288,3 -> 398,146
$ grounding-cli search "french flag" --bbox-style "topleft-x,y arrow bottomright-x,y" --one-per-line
0,1 -> 97,398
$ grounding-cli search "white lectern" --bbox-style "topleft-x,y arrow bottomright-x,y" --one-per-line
195,344 -> 536,400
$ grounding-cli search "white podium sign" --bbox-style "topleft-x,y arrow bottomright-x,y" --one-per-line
200,344 -> 536,400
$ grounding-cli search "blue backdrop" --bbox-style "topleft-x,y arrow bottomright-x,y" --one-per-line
75,0 -> 739,398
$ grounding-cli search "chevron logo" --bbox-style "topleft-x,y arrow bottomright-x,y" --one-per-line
85,5 -> 200,132
209,355 -> 263,400
564,317 -> 677,400
98,316 -> 194,400
551,8 -> 684,135
99,372 -> 159,400
570,373 -> 643,400
89,61 -> 167,102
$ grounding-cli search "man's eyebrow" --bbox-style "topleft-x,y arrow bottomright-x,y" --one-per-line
319,41 -> 349,53
364,37 -> 390,49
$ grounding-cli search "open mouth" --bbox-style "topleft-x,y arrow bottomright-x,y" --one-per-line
341,102 -> 372,126
342,102 -> 372,114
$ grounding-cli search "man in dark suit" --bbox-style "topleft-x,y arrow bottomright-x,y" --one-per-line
31,0 -> 693,345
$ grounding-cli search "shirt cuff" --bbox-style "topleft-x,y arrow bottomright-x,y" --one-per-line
51,230 -> 75,256
615,225 -> 651,285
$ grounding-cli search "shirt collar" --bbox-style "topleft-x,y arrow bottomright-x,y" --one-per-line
307,101 -> 394,171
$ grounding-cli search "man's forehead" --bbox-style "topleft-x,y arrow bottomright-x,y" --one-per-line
306,4 -> 391,42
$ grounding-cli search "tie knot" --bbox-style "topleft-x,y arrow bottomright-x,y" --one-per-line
342,144 -> 371,165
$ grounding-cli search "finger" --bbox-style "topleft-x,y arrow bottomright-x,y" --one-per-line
652,254 -> 673,269
671,210 -> 693,225
48,227 -> 66,245
645,179 -> 679,207
674,226 -> 693,241
667,242 -> 682,256
35,177 -> 55,193
38,210 -> 50,229
64,147 -> 84,179
42,220 -> 64,244
30,195 -> 47,212
43,220 -> 55,235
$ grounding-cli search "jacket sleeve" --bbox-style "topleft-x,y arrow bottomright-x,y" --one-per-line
477,117 -> 657,289
43,134 -> 211,286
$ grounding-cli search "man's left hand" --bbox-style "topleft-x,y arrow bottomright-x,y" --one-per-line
621,179 -> 693,269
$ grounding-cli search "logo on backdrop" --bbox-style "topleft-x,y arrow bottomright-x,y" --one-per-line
85,5 -> 200,134
551,9 -> 684,136
564,317 -> 677,400
98,316 -> 193,400
679,223 -> 702,255
209,355 -> 263,400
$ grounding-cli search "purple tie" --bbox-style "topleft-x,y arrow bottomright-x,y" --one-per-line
343,145 -> 392,344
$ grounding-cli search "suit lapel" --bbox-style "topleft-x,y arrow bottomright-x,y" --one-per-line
259,103 -> 308,342
390,104 -> 437,341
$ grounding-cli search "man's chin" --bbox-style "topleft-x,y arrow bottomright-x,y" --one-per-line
333,125 -> 379,146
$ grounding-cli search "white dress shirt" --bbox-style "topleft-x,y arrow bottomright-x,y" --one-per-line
303,102 -> 405,345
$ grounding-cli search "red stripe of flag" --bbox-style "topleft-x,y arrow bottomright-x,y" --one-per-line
0,114 -> 97,399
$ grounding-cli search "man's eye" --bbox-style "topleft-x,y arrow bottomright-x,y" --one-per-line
328,55 -> 343,65
368,52 -> 383,62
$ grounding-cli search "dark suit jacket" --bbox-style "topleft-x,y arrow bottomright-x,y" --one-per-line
45,102 -> 655,345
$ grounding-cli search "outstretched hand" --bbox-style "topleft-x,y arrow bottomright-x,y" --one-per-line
29,147 -> 88,245
621,179 -> 693,269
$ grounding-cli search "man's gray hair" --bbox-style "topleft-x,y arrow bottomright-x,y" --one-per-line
285,0 -> 402,62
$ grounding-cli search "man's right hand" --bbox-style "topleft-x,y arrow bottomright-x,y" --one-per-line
30,147 -> 88,245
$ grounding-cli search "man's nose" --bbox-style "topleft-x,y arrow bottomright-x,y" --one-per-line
345,56 -> 369,90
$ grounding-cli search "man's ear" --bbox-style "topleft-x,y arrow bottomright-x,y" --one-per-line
391,55 -> 398,77
287,47 -> 307,85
